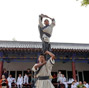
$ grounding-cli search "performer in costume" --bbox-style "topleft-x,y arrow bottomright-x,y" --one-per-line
32,51 -> 55,88
38,14 -> 55,54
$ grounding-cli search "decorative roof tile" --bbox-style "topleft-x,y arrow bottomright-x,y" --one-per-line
0,40 -> 89,50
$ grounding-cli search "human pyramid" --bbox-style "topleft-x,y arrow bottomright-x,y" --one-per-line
32,14 -> 56,88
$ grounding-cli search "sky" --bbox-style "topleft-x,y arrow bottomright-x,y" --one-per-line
0,0 -> 89,44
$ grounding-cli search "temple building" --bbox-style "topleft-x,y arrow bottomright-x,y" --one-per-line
0,40 -> 89,82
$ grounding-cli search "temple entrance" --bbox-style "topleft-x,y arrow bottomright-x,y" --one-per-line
78,71 -> 83,82
83,71 -> 89,82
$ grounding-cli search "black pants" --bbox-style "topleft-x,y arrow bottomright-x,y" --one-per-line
28,77 -> 31,83
42,41 -> 51,53
42,41 -> 51,59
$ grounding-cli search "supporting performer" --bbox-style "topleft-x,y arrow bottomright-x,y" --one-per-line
32,51 -> 55,88
38,14 -> 55,53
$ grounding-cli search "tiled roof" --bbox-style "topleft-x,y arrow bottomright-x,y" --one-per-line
0,40 -> 89,50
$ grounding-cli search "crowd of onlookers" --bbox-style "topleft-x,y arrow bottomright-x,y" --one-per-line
52,71 -> 89,88
0,69 -> 89,88
0,68 -> 32,88
71,81 -> 88,88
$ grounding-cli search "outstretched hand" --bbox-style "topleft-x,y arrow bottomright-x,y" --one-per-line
45,51 -> 55,60
44,51 -> 49,54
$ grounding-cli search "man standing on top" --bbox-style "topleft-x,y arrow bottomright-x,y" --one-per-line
32,51 -> 55,88
38,14 -> 55,54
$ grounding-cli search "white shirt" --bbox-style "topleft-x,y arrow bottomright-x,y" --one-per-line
67,78 -> 74,84
17,77 -> 23,84
74,82 -> 79,87
57,74 -> 62,82
61,77 -> 66,83
71,84 -> 77,88
7,77 -> 13,83
24,75 -> 28,84
84,83 -> 89,88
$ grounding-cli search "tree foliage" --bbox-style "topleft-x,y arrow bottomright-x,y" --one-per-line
81,0 -> 89,6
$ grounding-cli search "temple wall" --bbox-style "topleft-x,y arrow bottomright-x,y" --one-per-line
3,61 -> 89,72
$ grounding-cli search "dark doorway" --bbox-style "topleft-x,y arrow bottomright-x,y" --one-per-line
67,71 -> 72,80
75,70 -> 78,81
23,71 -> 27,76
10,71 -> 15,78
78,72 -> 83,82
83,71 -> 89,83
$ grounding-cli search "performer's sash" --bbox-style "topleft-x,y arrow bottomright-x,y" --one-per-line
38,25 -> 51,40
33,64 -> 45,88
34,64 -> 44,76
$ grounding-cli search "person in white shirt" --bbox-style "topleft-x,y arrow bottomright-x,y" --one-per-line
17,74 -> 23,88
71,81 -> 77,88
57,71 -> 62,82
83,81 -> 88,88
38,14 -> 55,54
24,73 -> 28,84
7,74 -> 14,88
61,74 -> 68,88
74,80 -> 79,87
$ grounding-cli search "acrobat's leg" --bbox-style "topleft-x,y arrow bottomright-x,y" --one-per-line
42,41 -> 45,53
42,41 -> 49,52
48,43 -> 51,52
43,41 -> 50,59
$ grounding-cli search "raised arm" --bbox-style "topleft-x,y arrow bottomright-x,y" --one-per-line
39,14 -> 44,28
51,18 -> 55,26
45,51 -> 55,60
34,61 -> 46,70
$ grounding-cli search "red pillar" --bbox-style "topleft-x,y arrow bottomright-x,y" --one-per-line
72,61 -> 76,80
0,59 -> 3,79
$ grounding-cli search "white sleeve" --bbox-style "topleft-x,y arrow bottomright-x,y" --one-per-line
7,78 -> 9,82
86,84 -> 89,88
27,77 -> 29,84
13,78 -> 16,83
32,64 -> 39,72
39,16 -> 44,28
17,78 -> 19,83
22,77 -> 23,83
47,57 -> 55,67
71,85 -> 73,88
24,76 -> 27,84
50,19 -> 55,27
24,76 -> 25,84
64,78 -> 66,82
57,77 -> 60,82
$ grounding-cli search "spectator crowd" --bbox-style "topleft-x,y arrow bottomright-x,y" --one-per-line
0,69 -> 89,88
